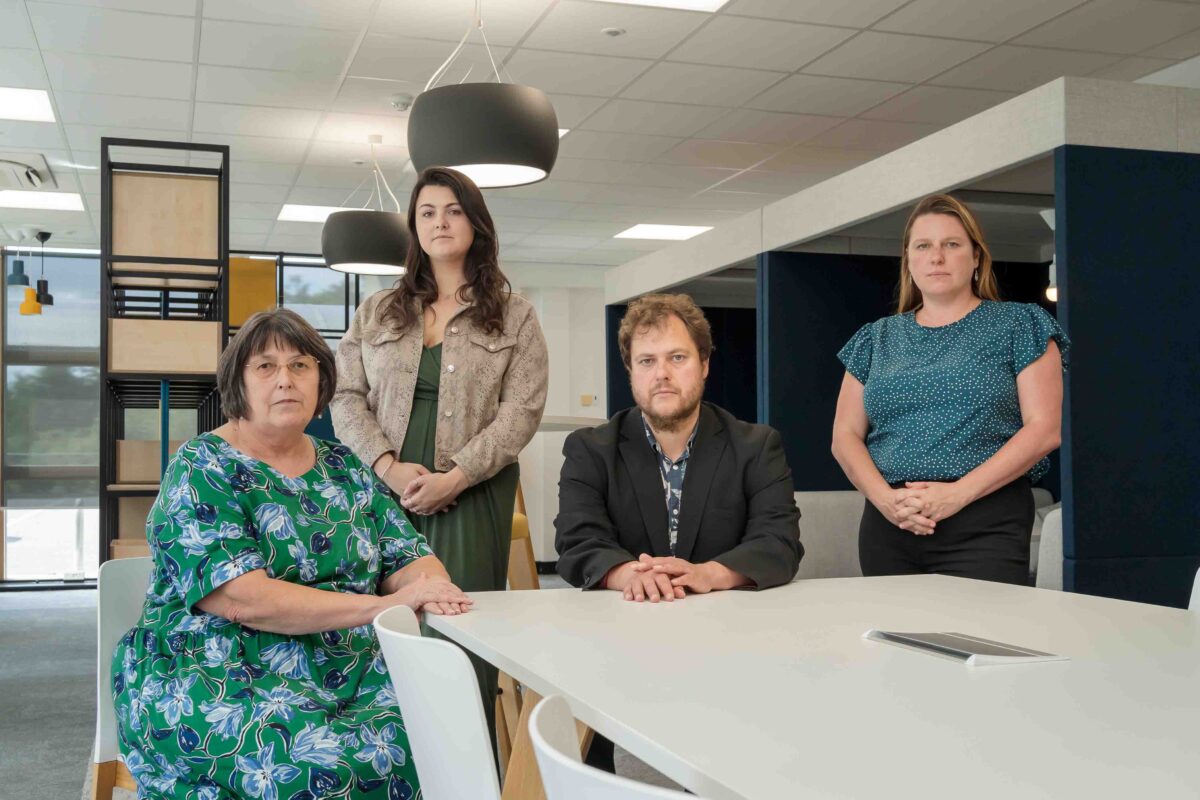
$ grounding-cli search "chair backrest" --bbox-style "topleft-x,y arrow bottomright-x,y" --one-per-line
1190,566 -> 1199,611
373,606 -> 501,800
508,512 -> 540,590
1036,508 -> 1064,591
529,695 -> 697,800
94,556 -> 154,763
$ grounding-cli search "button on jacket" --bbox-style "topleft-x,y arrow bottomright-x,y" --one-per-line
331,289 -> 549,486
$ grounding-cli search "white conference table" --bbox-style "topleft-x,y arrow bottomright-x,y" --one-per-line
428,575 -> 1200,800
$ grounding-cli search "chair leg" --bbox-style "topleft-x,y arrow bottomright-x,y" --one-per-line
500,688 -> 546,800
91,761 -> 116,800
495,693 -> 513,776
498,672 -> 522,746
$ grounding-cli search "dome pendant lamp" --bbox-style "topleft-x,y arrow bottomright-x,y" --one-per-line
406,1 -> 559,188
320,136 -> 409,276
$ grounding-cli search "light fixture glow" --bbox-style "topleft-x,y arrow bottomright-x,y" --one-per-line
451,164 -> 547,188
328,262 -> 407,276
282,256 -> 327,265
615,224 -> 713,241
0,190 -> 83,211
588,0 -> 730,10
277,204 -> 344,223
558,129 -> 569,137
0,87 -> 55,122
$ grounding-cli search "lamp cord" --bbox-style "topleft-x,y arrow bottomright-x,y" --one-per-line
425,0 -> 506,92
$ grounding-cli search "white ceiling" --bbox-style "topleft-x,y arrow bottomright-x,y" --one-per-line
1,0 -> 1200,277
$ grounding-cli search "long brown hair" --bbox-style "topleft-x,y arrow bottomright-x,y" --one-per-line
380,166 -> 511,335
896,193 -> 1000,314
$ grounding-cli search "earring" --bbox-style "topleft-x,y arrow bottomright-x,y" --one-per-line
973,268 -> 979,282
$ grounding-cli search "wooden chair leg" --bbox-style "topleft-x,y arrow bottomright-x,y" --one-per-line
91,761 -> 116,800
496,693 -> 513,775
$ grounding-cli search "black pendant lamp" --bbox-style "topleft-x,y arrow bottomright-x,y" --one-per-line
35,231 -> 52,306
320,137 -> 408,276
407,82 -> 559,189
321,210 -> 409,276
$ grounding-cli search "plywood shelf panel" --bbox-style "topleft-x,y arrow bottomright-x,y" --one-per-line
107,318 -> 222,374
111,172 -> 219,261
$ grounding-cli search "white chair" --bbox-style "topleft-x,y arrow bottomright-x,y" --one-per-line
373,606 -> 501,800
529,695 -> 698,800
1189,567 -> 1199,611
1035,507 -> 1064,591
91,556 -> 154,800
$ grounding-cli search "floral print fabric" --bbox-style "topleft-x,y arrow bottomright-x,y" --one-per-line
112,433 -> 433,799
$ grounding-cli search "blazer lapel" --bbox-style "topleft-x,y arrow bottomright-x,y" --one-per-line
675,405 -> 726,562
618,412 -> 672,557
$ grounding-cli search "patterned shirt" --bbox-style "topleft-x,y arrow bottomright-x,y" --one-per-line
641,415 -> 699,555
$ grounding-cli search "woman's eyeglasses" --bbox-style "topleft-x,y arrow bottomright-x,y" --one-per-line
245,356 -> 320,380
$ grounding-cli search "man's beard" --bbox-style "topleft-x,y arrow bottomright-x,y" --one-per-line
638,382 -> 704,433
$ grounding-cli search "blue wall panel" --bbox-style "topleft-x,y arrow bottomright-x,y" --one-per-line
1056,144 -> 1200,607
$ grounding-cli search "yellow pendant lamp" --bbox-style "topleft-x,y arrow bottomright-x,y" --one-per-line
19,285 -> 41,315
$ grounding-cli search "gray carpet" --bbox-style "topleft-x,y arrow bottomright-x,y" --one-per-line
7,584 -> 679,799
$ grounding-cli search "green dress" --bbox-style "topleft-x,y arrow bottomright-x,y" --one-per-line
399,344 -> 518,741
111,433 -> 433,800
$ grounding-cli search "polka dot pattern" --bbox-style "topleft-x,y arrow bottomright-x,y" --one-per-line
838,300 -> 1070,484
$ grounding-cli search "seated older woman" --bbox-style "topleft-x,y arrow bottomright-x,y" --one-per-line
112,308 -> 470,800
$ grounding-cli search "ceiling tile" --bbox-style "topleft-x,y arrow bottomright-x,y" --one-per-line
264,233 -> 322,253
286,185 -> 363,206
64,125 -> 181,151
557,130 -> 681,161
758,145 -> 882,176
53,92 -> 191,130
193,103 -> 321,139
588,183 -> 696,208
0,120 -> 65,149
710,169 -> 822,195
523,0 -> 708,58
622,163 -> 738,189
42,52 -> 193,100
535,219 -> 629,237
486,180 -> 603,203
860,85 -> 1017,124
204,0 -> 376,29
517,233 -> 605,250
668,15 -> 853,72
1142,27 -> 1200,59
231,183 -> 291,204
0,49 -> 48,89
545,95 -> 608,128
313,112 -> 408,146
562,249 -> 643,266
621,62 -> 781,106
1089,56 -> 1177,81
351,36 -> 512,84
231,161 -> 300,185
873,0 -> 1089,43
372,0 -> 549,47
659,139 -> 784,169
196,66 -> 341,110
199,19 -> 359,73
930,45 -> 1121,91
506,49 -> 652,96
805,119 -> 939,150
233,201 -> 286,220
294,164 -> 377,189
547,157 -> 639,184
332,77 -> 419,115
804,32 -> 991,83
304,139 -> 410,169
579,99 -> 727,137
1014,0 -> 1200,55
677,189 -> 782,211
194,134 -> 311,163
746,74 -> 909,116
484,196 -> 580,219
723,0 -> 909,27
230,218 -> 272,235
491,216 -> 545,234
694,109 -> 844,144
0,2 -> 37,48
43,1 -> 195,14
27,4 -> 196,62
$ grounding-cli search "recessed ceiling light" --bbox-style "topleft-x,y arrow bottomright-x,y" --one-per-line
589,0 -> 730,11
558,129 -> 570,138
0,190 -> 83,211
277,204 -> 344,223
615,224 -> 712,241
0,87 -> 55,122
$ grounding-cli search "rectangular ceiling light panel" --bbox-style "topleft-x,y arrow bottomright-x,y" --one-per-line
277,204 -> 344,223
0,88 -> 55,122
0,190 -> 83,210
589,0 -> 730,11
615,223 -> 713,240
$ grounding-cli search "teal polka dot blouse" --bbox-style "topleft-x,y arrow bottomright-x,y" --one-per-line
838,300 -> 1070,484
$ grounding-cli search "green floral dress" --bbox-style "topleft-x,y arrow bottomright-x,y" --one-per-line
111,433 -> 433,800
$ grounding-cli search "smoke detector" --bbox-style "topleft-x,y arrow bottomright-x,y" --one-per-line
390,93 -> 415,112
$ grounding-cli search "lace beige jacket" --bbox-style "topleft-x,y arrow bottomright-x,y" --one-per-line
330,289 -> 549,486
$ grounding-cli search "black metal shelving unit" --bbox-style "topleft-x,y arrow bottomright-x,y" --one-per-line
98,138 -> 230,564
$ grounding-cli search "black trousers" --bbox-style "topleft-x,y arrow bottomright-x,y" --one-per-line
858,477 -> 1035,585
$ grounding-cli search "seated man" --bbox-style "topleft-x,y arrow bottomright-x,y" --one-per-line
555,293 -> 803,603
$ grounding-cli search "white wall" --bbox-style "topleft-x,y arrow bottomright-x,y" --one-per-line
516,287 -> 607,561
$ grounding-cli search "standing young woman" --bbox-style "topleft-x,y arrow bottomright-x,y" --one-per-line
331,166 -> 548,735
831,194 -> 1069,585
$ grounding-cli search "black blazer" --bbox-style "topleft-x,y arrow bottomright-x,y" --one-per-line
555,402 -> 802,590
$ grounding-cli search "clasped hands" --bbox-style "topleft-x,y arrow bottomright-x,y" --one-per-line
381,460 -> 467,516
605,553 -> 728,602
877,481 -> 972,535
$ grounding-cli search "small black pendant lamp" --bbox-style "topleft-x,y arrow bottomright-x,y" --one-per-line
407,82 -> 559,189
320,136 -> 409,276
35,230 -> 53,306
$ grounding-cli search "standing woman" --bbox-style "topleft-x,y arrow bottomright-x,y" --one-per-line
331,166 -> 548,735
831,194 -> 1069,585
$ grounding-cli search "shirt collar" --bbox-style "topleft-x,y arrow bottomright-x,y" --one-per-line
640,413 -> 699,464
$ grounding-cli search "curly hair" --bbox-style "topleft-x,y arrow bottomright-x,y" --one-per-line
617,293 -> 713,370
